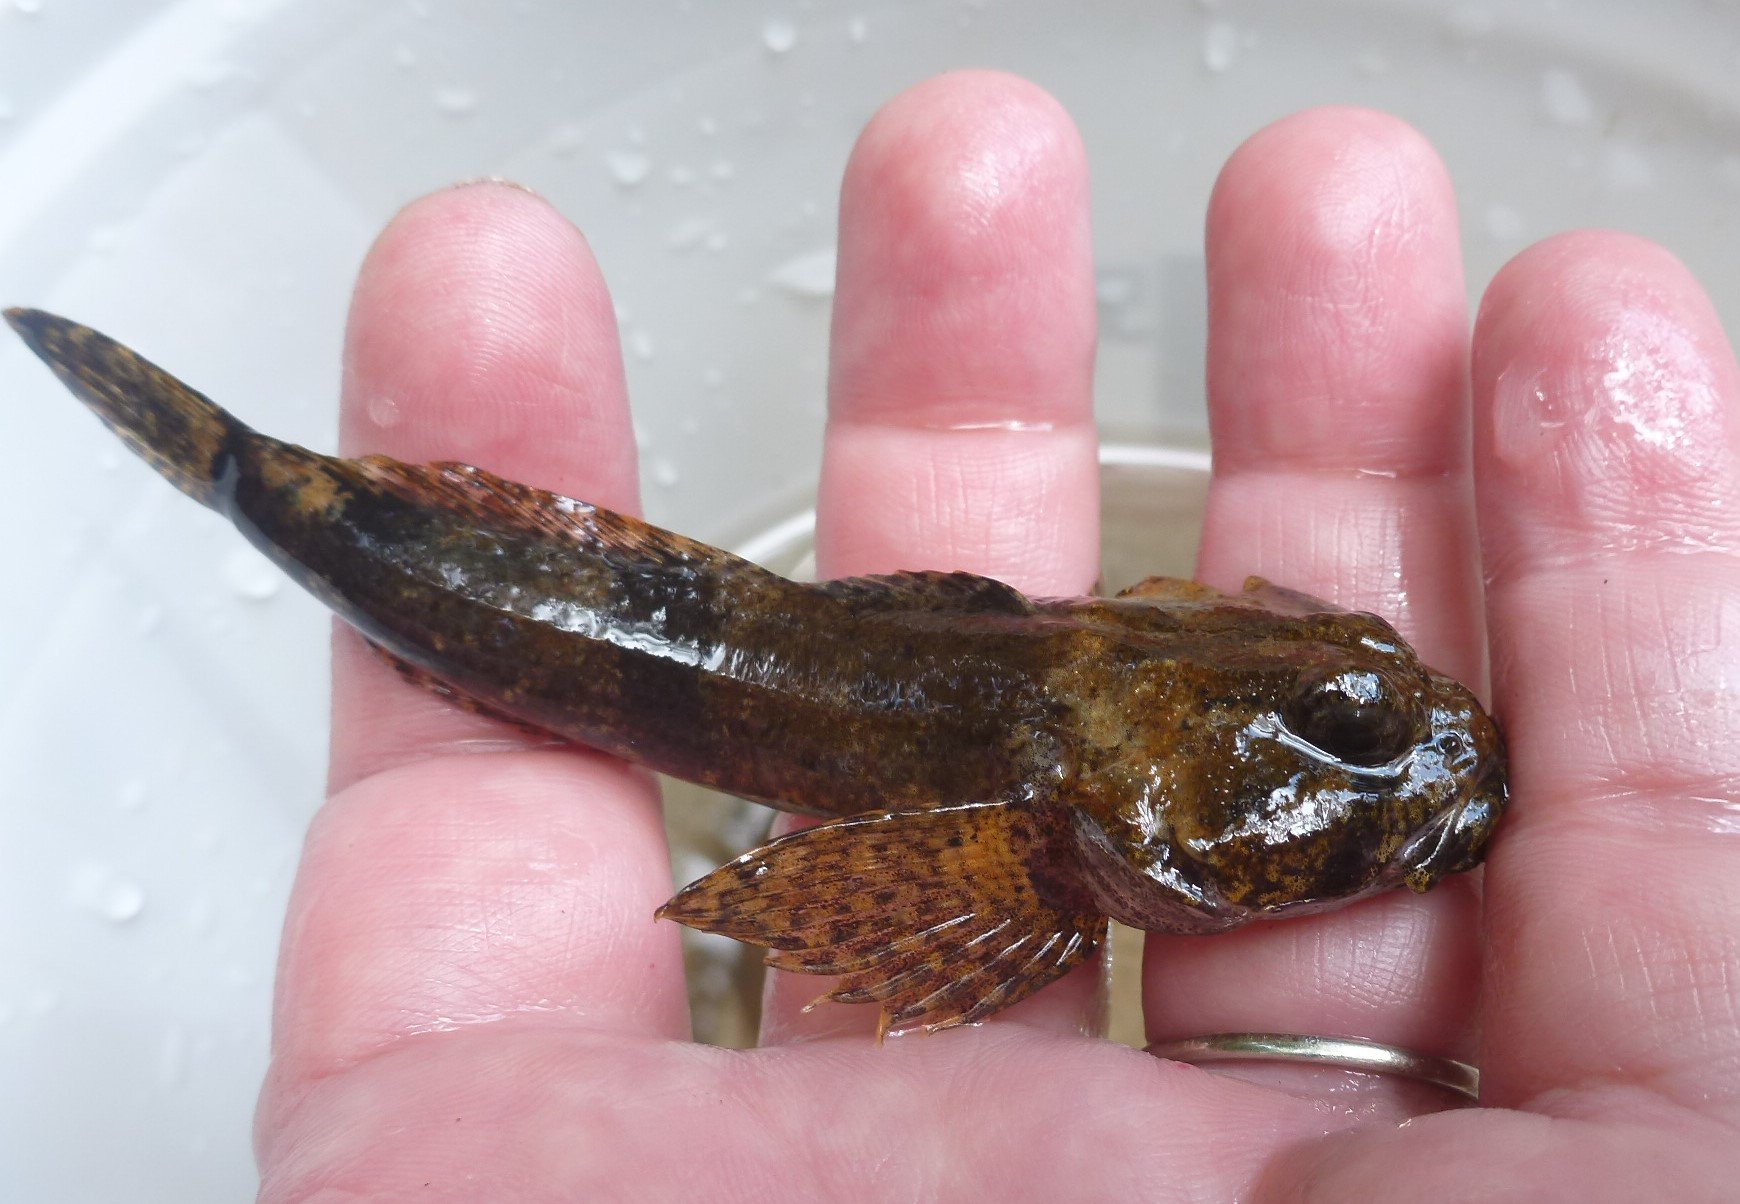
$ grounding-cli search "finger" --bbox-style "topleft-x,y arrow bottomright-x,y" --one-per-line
263,187 -> 687,1116
1471,231 -> 1740,1109
758,71 -> 1101,1043
1143,109 -> 1486,1094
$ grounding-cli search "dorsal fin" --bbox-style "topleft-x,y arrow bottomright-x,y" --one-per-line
353,456 -> 739,573
817,570 -> 1033,616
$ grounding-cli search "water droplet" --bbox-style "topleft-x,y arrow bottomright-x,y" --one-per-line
711,159 -> 736,181
187,893 -> 217,937
222,545 -> 282,602
1096,269 -> 1139,308
1353,48 -> 1390,77
117,780 -> 147,811
160,1025 -> 189,1087
136,603 -> 163,635
1540,68 -> 1594,126
12,0 -> 42,16
1483,203 -> 1523,241
1443,5 -> 1495,42
704,230 -> 729,253
652,457 -> 680,489
68,862 -> 146,924
548,123 -> 584,156
434,85 -> 478,117
606,149 -> 652,187
847,14 -> 867,42
702,366 -> 725,388
767,247 -> 837,298
392,43 -> 418,70
667,216 -> 714,250
697,113 -> 718,136
628,328 -> 656,360
1201,21 -> 1240,72
667,163 -> 697,186
762,18 -> 797,53
368,395 -> 402,428
1600,142 -> 1654,191
185,59 -> 233,90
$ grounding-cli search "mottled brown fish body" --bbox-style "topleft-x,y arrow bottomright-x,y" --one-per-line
9,308 -> 1508,1035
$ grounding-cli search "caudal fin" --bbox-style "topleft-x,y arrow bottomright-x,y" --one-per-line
7,308 -> 251,509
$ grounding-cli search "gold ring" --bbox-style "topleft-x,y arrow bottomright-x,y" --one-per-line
1147,1032 -> 1480,1102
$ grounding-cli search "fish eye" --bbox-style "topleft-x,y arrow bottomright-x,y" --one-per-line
1283,666 -> 1417,768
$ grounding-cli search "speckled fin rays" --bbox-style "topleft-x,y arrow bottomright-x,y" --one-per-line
659,801 -> 1106,1035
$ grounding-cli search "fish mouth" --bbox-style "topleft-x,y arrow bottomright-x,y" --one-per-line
1392,760 -> 1508,892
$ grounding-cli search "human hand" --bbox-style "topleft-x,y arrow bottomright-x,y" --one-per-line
254,73 -> 1740,1200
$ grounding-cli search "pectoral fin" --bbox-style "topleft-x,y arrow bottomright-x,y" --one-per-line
657,803 -> 1105,1035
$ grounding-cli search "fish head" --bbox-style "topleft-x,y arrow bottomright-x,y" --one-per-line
1065,577 -> 1507,932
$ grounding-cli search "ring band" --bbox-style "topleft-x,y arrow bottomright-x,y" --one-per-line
1147,1032 -> 1480,1102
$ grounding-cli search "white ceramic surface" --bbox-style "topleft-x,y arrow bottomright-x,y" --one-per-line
3,1 -> 1739,1198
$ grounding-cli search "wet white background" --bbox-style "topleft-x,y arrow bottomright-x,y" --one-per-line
2,1 -> 1739,1198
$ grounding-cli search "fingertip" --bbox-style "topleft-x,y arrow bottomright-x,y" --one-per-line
1210,105 -> 1455,244
343,180 -> 636,511
1472,228 -> 1740,578
1205,106 -> 1465,478
830,69 -> 1094,429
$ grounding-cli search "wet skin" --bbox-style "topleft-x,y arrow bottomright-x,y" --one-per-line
7,307 -> 1506,1035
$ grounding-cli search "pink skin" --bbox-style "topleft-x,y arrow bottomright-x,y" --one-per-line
253,74 -> 1740,1200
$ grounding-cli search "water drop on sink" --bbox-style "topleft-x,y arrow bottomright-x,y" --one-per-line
667,217 -> 713,250
1483,203 -> 1523,241
767,247 -> 837,298
652,457 -> 680,489
1443,5 -> 1495,43
185,59 -> 233,91
628,328 -> 656,360
548,123 -> 584,156
762,18 -> 797,53
607,149 -> 652,187
159,1025 -> 189,1088
12,0 -> 42,16
68,862 -> 146,924
1201,21 -> 1240,72
117,780 -> 147,811
222,545 -> 282,602
434,85 -> 478,117
848,14 -> 867,42
1540,68 -> 1593,126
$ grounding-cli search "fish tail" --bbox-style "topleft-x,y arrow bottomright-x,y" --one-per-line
7,308 -> 255,510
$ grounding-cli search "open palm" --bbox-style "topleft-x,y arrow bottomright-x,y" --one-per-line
254,75 -> 1740,1201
